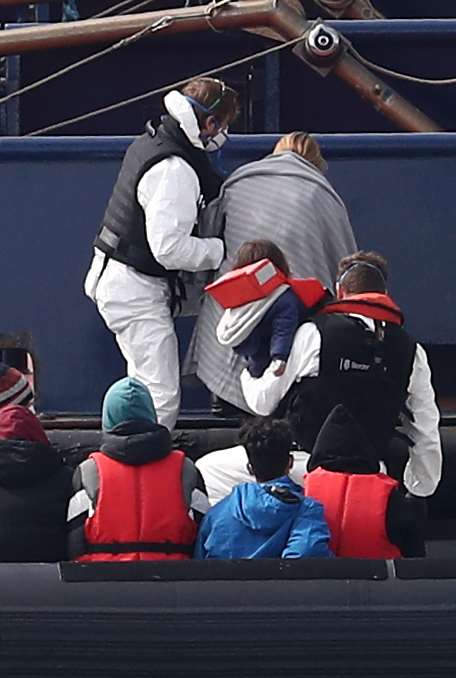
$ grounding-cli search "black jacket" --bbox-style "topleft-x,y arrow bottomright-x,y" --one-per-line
279,313 -> 416,455
308,405 -> 426,557
94,116 -> 222,278
0,439 -> 73,562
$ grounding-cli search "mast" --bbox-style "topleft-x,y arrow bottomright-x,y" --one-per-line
0,0 -> 441,132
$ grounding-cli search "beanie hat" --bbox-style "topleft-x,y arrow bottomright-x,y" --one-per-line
0,363 -> 33,409
102,377 -> 157,432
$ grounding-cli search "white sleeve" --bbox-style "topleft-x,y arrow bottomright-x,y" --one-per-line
401,343 -> 442,497
241,322 -> 321,416
137,157 -> 224,273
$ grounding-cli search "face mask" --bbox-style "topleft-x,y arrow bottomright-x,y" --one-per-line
185,95 -> 230,153
204,128 -> 229,153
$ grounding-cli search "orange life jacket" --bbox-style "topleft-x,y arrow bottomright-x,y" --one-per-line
319,293 -> 404,326
304,467 -> 401,559
205,258 -> 327,310
79,450 -> 197,562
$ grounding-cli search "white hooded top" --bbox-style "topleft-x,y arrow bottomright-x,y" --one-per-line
84,90 -> 224,301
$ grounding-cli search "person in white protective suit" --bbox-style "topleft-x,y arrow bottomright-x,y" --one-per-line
84,78 -> 239,431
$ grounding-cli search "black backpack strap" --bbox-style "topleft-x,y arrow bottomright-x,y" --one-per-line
264,485 -> 300,504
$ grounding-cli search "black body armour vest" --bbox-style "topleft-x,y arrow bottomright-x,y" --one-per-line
278,314 -> 417,455
94,115 -> 222,277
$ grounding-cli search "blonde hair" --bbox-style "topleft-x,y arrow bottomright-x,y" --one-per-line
273,132 -> 327,173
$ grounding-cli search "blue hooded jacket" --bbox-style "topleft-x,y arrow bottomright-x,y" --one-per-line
194,475 -> 332,559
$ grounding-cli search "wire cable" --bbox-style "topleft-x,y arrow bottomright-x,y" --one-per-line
0,15 -> 172,107
89,0 -> 146,20
316,0 -> 354,10
27,32 -> 306,136
0,1 -> 226,107
116,0 -> 160,15
348,44 -> 456,85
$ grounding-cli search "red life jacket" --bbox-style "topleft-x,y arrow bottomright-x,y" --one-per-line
319,293 -> 404,326
205,258 -> 328,310
79,450 -> 197,562
304,467 -> 401,559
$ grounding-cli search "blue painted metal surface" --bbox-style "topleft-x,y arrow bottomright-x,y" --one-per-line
3,19 -> 456,135
374,1 -> 456,19
0,133 -> 455,414
301,1 -> 456,19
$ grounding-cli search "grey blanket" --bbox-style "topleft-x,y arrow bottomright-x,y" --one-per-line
186,151 -> 357,411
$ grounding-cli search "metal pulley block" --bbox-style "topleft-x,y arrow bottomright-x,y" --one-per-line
293,20 -> 348,76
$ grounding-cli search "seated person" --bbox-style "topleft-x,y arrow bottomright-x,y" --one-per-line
305,405 -> 426,558
241,250 -> 442,499
0,362 -> 34,410
67,377 -> 209,561
194,417 -> 332,559
216,240 -> 313,378
0,405 -> 72,562
197,250 -> 441,505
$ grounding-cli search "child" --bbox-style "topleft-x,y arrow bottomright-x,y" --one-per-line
194,417 -> 332,559
216,240 -> 312,378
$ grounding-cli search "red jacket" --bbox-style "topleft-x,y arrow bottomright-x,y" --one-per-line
79,450 -> 197,562
305,467 -> 401,559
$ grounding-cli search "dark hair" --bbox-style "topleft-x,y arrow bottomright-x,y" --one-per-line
181,77 -> 240,128
337,250 -> 388,294
233,239 -> 291,277
239,417 -> 293,482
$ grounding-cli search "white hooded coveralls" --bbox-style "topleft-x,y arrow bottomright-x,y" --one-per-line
84,92 -> 224,431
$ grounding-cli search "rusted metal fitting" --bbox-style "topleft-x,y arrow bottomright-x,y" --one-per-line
293,20 -> 347,76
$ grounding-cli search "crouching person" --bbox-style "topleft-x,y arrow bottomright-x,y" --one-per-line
67,377 -> 209,561
195,417 -> 332,559
0,405 -> 72,562
305,405 -> 426,558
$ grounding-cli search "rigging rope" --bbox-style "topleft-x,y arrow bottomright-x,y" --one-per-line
89,0 -> 151,20
27,32 -> 306,135
0,0 -> 228,107
317,0 -> 354,10
3,5 -> 455,135
348,44 -> 456,85
0,15 -> 173,106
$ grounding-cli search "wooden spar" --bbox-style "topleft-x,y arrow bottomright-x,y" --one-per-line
272,1 -> 442,131
0,0 -> 441,132
0,0 -> 280,54
0,0 -> 383,16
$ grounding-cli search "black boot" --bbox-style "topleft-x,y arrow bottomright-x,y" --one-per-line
210,393 -> 246,420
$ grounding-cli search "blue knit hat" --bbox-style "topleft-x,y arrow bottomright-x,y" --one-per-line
101,377 -> 157,432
